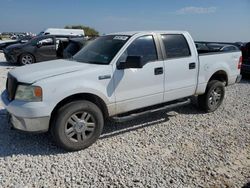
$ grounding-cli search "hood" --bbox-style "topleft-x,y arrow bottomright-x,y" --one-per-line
0,40 -> 18,45
9,59 -> 98,83
5,42 -> 23,50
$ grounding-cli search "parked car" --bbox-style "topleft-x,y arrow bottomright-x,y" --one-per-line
38,28 -> 84,37
234,42 -> 245,48
241,42 -> 250,76
195,42 -> 239,53
3,35 -> 83,65
195,42 -> 210,53
220,45 -> 239,52
63,37 -> 95,58
0,35 -> 33,51
1,31 -> 242,151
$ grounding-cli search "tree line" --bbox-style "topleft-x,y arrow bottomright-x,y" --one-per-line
65,25 -> 99,37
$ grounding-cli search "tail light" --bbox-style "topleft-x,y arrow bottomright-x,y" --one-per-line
238,56 -> 242,69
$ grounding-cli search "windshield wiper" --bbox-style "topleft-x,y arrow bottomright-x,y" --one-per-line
72,59 -> 106,65
87,61 -> 106,65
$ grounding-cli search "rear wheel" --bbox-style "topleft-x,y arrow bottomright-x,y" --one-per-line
51,100 -> 104,151
198,80 -> 225,112
19,53 -> 35,65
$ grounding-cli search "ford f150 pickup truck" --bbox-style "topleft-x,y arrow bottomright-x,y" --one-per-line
1,31 -> 242,151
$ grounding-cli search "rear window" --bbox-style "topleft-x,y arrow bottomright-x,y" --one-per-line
161,34 -> 191,58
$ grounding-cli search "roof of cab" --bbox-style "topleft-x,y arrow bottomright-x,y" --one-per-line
108,30 -> 188,36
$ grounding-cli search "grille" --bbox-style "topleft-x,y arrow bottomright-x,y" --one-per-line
6,73 -> 18,101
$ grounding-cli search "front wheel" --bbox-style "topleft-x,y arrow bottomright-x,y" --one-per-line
51,100 -> 104,151
198,80 -> 225,112
19,53 -> 35,65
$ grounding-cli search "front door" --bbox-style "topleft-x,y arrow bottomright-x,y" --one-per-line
113,35 -> 165,114
35,37 -> 57,62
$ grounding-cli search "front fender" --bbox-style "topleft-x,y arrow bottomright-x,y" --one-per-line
37,73 -> 116,116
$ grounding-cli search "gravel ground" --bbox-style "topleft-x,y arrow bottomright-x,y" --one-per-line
0,53 -> 249,187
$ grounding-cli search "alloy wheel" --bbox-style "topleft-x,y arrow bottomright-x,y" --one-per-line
21,55 -> 33,65
65,112 -> 96,143
208,87 -> 222,108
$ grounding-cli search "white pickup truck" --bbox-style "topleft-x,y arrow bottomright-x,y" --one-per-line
1,31 -> 242,151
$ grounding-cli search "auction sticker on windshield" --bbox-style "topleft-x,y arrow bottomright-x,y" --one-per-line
113,36 -> 128,40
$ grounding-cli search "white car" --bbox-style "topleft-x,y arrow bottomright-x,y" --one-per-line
1,31 -> 242,151
220,45 -> 239,52
38,28 -> 84,37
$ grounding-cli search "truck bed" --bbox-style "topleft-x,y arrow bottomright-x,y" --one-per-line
197,51 -> 241,90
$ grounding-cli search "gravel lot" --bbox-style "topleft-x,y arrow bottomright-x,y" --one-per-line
0,52 -> 249,187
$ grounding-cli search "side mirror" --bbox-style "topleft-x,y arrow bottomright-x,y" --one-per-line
36,42 -> 43,48
117,56 -> 143,70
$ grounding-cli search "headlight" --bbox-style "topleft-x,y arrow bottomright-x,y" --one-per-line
15,85 -> 42,102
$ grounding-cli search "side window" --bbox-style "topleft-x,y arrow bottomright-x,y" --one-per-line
38,38 -> 54,46
222,46 -> 238,52
161,34 -> 191,58
119,35 -> 158,64
229,46 -> 237,51
222,47 -> 230,52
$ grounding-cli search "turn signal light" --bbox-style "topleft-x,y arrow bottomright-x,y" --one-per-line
34,87 -> 43,97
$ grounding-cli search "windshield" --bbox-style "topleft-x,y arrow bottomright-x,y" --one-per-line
73,35 -> 130,64
37,31 -> 44,36
26,36 -> 41,45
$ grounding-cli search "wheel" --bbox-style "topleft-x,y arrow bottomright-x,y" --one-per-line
51,100 -> 104,151
19,53 -> 35,65
198,80 -> 225,112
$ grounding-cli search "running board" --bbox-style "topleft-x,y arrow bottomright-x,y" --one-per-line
111,98 -> 191,123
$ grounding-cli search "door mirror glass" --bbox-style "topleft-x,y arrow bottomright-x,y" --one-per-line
37,41 -> 43,48
117,56 -> 143,69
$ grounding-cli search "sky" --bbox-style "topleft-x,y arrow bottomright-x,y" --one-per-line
0,0 -> 249,42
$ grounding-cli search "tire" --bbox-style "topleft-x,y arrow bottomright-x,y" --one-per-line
51,100 -> 104,151
19,53 -> 35,65
198,80 -> 225,113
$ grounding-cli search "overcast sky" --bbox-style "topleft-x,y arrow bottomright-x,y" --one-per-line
0,0 -> 249,42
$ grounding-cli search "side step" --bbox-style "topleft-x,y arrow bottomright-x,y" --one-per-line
111,98 -> 191,123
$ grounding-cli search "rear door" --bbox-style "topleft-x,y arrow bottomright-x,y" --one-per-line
34,36 -> 57,62
159,33 -> 198,102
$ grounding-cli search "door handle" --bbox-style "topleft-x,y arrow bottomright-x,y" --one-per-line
189,62 -> 196,69
154,67 -> 163,75
98,75 -> 111,80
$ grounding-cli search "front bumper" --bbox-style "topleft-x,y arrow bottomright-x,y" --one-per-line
3,51 -> 18,63
1,90 -> 50,133
9,114 -> 50,133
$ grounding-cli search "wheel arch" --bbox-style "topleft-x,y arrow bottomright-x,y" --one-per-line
208,70 -> 228,86
18,52 -> 36,64
49,93 -> 109,128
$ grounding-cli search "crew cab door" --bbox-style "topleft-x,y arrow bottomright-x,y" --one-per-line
34,36 -> 57,62
113,35 -> 164,114
159,34 -> 198,101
